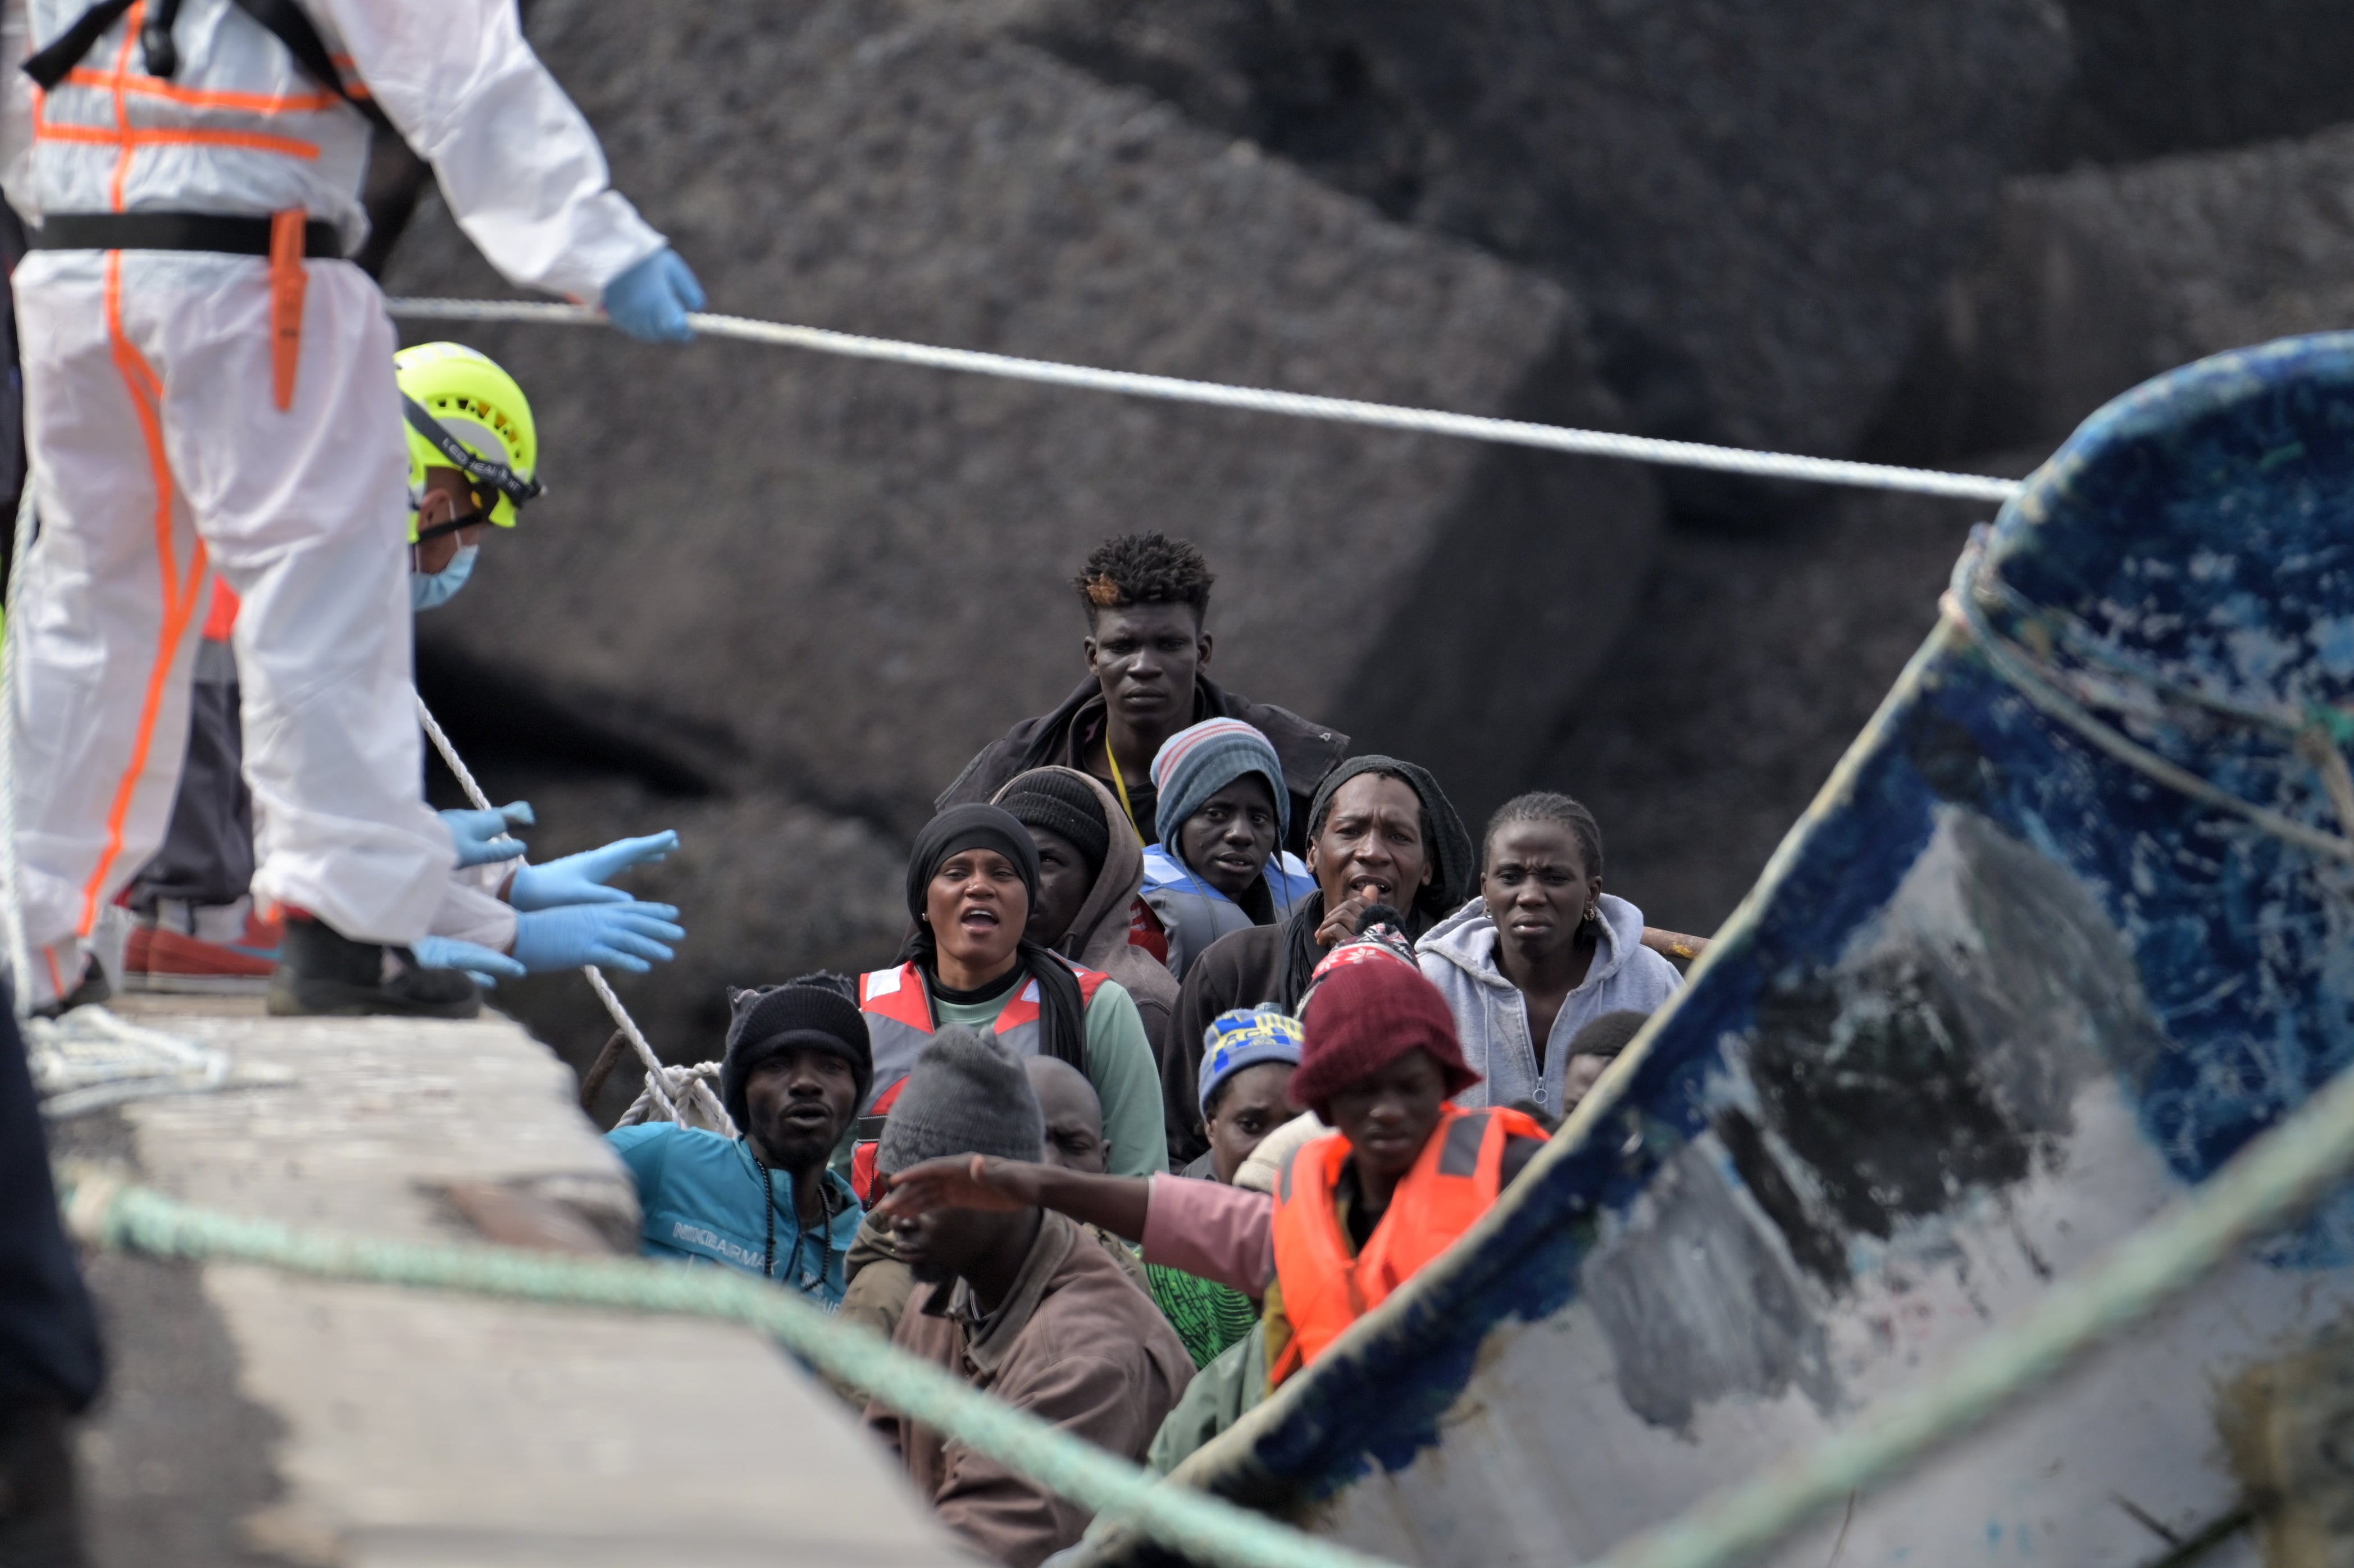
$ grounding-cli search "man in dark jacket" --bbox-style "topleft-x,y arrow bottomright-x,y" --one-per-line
936,532 -> 1347,853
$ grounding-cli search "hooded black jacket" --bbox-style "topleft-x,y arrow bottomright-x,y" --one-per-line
936,674 -> 1349,855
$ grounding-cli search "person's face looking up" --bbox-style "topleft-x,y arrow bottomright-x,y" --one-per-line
1324,1048 -> 1450,1195
1024,827 -> 1093,950
1083,603 -> 1210,736
925,849 -> 1028,987
1026,1058 -> 1110,1175
1482,821 -> 1600,965
742,1046 -> 860,1172
1179,774 -> 1280,904
1308,773 -> 1433,919
1205,1060 -> 1296,1184
412,467 -> 488,575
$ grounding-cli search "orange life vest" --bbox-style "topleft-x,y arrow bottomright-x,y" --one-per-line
1269,1104 -> 1548,1384
849,958 -> 1111,1201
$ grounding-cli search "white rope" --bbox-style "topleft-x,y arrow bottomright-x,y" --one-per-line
412,692 -> 696,1126
385,297 -> 2024,505
32,1005 -> 230,1118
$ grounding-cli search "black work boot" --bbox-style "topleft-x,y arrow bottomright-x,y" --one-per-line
29,961 -> 109,1021
266,914 -> 480,1019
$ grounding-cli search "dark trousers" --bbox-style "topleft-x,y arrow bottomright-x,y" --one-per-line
128,637 -> 252,914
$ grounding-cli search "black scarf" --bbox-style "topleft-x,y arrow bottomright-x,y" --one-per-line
1276,755 -> 1473,1009
900,804 -> 1087,1070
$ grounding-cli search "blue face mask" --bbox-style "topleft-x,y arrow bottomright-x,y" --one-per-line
411,544 -> 477,613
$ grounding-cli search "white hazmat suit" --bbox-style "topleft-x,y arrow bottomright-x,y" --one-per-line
0,0 -> 663,1004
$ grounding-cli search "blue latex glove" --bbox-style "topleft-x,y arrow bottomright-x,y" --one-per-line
601,248 -> 704,343
508,831 -> 680,911
411,935 -> 529,990
511,901 -> 684,974
441,801 -> 535,868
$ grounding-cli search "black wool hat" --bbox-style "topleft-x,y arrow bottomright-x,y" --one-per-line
996,768 -> 1112,879
721,973 -> 872,1129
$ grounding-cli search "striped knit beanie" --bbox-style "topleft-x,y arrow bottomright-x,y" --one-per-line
1150,718 -> 1289,848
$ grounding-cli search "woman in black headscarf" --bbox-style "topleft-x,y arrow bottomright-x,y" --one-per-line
860,803 -> 1168,1180
1156,755 -> 1473,1163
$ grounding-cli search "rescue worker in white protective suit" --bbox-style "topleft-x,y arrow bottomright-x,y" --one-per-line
0,0 -> 705,1015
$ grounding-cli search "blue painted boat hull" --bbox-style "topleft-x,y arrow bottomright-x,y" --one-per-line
1114,334 -> 2354,1568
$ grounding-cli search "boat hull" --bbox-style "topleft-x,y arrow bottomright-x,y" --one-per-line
1123,333 -> 2354,1568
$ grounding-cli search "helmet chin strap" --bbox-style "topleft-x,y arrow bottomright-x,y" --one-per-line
413,507 -> 489,545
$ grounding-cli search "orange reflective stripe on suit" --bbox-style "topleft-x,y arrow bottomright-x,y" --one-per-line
1269,1104 -> 1550,1385
78,247 -> 209,937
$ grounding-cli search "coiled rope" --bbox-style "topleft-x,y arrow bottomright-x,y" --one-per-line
413,692 -> 728,1133
384,298 -> 2024,505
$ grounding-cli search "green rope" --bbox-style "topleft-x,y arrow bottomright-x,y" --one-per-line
59,1041 -> 2354,1568
1587,1055 -> 2354,1568
56,1171 -> 1392,1568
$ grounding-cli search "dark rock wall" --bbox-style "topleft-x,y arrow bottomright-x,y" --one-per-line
996,0 -> 2072,511
387,0 -> 1657,1070
368,0 -> 2354,1081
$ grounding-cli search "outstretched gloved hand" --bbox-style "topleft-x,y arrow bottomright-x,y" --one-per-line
508,831 -> 680,911
602,248 -> 704,343
412,935 -> 530,990
511,901 -> 684,974
441,801 -> 535,867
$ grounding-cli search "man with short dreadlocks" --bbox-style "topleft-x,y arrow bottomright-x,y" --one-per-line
937,533 -> 1347,855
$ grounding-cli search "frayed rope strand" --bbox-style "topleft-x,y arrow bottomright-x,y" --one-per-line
385,298 -> 2022,505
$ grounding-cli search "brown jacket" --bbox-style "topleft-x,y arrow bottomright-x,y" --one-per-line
866,1211 -> 1194,1567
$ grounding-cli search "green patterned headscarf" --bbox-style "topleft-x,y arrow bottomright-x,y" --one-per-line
1148,1263 -> 1260,1369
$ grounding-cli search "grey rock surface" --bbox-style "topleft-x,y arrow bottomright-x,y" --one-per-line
389,0 -> 1663,1069
390,0 -> 1659,829
1532,472 -> 2023,940
2045,0 -> 2354,165
1875,126 -> 2354,464
991,0 -> 2071,503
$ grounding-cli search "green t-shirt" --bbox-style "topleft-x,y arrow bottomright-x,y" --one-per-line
931,979 -> 1169,1178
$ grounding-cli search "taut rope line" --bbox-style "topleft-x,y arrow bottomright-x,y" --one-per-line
413,691 -> 726,1131
384,298 -> 2024,505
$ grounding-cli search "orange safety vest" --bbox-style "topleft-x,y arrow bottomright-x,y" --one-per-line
849,958 -> 1111,1201
1269,1104 -> 1548,1384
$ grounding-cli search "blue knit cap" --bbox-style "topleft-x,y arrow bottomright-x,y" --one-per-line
1150,718 -> 1289,849
1198,1006 -> 1305,1116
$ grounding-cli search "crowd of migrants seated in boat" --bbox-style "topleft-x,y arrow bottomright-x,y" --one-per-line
605,531 -> 1696,1567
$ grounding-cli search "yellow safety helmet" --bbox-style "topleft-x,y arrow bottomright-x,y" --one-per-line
394,342 -> 544,540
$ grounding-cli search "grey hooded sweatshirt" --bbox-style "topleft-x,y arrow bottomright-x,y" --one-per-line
1415,894 -> 1682,1117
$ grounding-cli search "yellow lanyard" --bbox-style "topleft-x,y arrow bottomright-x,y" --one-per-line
1105,732 -> 1140,833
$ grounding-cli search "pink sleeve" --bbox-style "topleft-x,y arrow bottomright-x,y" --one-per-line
1141,1174 -> 1276,1295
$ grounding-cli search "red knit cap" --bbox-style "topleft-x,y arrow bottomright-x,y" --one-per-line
1290,959 -> 1481,1116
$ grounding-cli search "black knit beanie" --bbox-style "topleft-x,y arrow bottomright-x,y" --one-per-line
995,768 -> 1111,880
721,973 -> 872,1129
